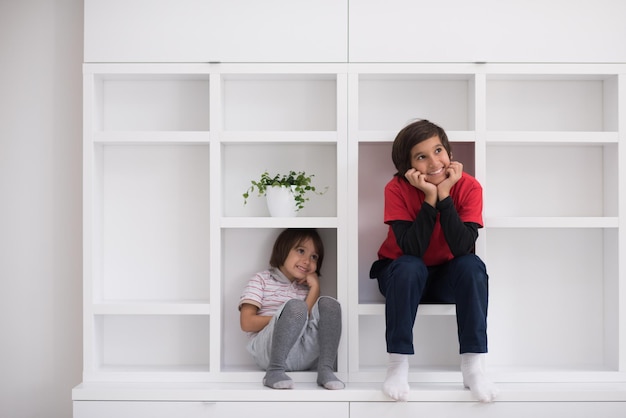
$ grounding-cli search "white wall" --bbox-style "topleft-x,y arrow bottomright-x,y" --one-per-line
0,1 -> 83,418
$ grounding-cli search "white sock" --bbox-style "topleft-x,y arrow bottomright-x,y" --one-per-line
461,353 -> 498,402
382,353 -> 410,401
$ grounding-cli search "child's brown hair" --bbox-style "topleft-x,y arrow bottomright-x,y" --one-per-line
269,228 -> 324,275
391,119 -> 452,178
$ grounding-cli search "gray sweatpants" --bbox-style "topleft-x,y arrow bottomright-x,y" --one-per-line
246,296 -> 338,371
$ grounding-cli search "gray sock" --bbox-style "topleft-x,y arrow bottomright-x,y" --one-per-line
263,299 -> 308,389
316,297 -> 345,390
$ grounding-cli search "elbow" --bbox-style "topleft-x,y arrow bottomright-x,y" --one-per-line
240,317 -> 263,333
240,317 -> 252,332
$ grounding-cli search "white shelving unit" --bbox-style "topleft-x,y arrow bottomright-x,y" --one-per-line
350,64 -> 625,384
76,62 -> 626,416
81,63 -> 348,384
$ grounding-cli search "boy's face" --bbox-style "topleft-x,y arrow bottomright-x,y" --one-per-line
409,135 -> 451,186
280,238 -> 319,283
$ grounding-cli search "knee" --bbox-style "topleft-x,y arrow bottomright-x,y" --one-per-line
392,255 -> 428,277
282,299 -> 308,320
389,256 -> 429,286
318,296 -> 341,317
455,254 -> 488,284
378,256 -> 428,297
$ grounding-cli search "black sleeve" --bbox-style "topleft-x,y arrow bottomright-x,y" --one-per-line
436,196 -> 479,256
390,202 -> 437,257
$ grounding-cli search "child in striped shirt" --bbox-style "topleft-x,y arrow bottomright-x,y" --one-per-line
239,228 -> 344,390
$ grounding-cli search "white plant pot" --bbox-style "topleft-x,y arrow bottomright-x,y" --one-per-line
265,185 -> 299,217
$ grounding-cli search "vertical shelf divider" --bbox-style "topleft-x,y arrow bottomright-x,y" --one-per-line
617,73 -> 626,372
82,67 -> 96,380
209,68 -> 222,376
336,70 -> 350,377
347,70 -> 361,377
473,72 -> 487,259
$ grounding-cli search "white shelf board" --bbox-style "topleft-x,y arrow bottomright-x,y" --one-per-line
92,302 -> 211,315
84,63 -> 213,75
218,63 -> 349,75
484,131 -> 618,144
93,131 -> 211,143
349,63 -> 482,75
358,303 -> 455,316
484,217 -> 618,228
220,131 -> 338,143
357,130 -> 475,143
220,217 -> 339,229
83,368 -> 212,384
72,381 -> 626,402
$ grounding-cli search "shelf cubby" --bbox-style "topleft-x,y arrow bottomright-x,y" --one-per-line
485,227 -> 617,373
94,74 -> 211,132
92,143 -> 210,304
219,228 -> 339,372
222,74 -> 337,132
357,73 -> 475,132
93,315 -> 211,373
485,74 -> 618,132
358,315 -> 460,370
357,141 -> 476,306
222,142 -> 337,218
484,142 -> 617,218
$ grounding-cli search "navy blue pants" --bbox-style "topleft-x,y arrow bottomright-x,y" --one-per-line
376,254 -> 489,355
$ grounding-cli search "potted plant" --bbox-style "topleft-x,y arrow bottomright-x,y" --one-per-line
242,170 -> 327,217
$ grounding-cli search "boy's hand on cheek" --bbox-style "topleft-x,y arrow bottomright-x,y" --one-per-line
438,161 -> 463,197
447,161 -> 463,182
406,168 -> 437,206
405,168 -> 436,193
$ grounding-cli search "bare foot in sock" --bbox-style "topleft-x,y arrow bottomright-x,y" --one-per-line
382,353 -> 410,401
461,353 -> 497,402
317,367 -> 345,390
263,370 -> 294,389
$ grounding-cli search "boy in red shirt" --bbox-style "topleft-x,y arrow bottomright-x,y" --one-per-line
370,119 -> 496,402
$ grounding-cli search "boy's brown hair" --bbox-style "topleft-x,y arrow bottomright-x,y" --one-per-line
391,119 -> 452,178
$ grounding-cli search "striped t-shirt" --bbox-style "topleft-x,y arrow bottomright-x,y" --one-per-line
239,267 -> 310,317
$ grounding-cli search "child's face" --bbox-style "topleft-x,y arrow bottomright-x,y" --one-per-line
409,135 -> 451,186
280,238 -> 319,283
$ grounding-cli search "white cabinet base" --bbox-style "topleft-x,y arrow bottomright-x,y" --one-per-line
73,383 -> 626,417
350,401 -> 626,418
74,401 -> 347,418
